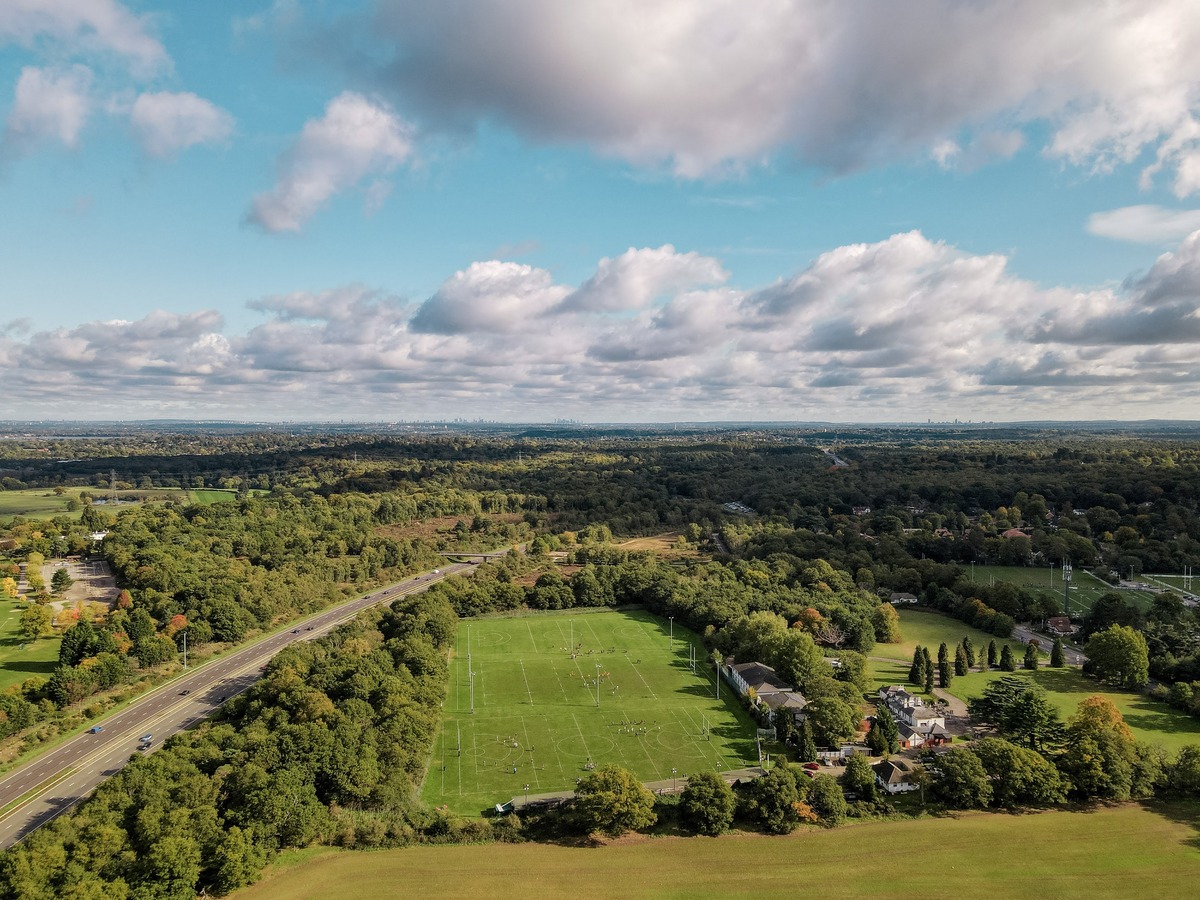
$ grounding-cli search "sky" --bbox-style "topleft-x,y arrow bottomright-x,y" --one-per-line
2,1 -> 1200,424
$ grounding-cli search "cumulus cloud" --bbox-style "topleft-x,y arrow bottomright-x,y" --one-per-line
0,0 -> 167,73
128,91 -> 234,158
248,92 -> 414,233
1088,206 -> 1200,244
328,0 -> 1200,189
410,261 -> 570,334
3,65 -> 92,153
562,246 -> 728,313
4,232 -> 1200,420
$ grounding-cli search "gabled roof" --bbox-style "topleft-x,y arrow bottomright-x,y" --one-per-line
873,758 -> 915,784
761,690 -> 808,711
730,661 -> 792,694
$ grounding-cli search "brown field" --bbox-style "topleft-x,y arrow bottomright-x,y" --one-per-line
617,533 -> 696,558
235,802 -> 1200,900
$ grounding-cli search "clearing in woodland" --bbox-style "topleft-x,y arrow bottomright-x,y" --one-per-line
422,608 -> 757,815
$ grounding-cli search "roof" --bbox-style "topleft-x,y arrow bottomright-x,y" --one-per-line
761,690 -> 808,711
873,759 -> 915,784
1002,528 -> 1030,539
730,661 -> 792,694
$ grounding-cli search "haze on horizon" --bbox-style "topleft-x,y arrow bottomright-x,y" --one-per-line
3,1 -> 1200,424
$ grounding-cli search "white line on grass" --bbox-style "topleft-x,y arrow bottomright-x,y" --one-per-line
549,664 -> 571,703
624,654 -> 659,700
620,707 -> 665,779
520,717 -> 541,789
525,620 -> 541,656
570,712 -> 595,769
519,659 -> 534,705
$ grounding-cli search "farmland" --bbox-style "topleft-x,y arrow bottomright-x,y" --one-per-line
421,608 -> 757,815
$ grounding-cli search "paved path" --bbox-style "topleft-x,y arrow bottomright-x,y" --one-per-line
0,562 -> 477,849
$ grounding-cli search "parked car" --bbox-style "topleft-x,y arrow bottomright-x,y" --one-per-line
803,762 -> 821,770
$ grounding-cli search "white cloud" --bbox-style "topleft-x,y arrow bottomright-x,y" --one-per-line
248,92 -> 414,233
344,0 -> 1200,189
1088,206 -> 1200,244
4,233 -> 1200,420
3,65 -> 92,152
129,91 -> 234,158
563,245 -> 728,313
0,0 -> 167,73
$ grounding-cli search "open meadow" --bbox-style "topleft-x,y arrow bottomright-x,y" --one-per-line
235,801 -> 1200,900
421,609 -> 757,815
0,598 -> 60,690
872,608 -> 1030,665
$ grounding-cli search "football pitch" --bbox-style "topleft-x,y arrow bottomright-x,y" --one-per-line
421,608 -> 758,815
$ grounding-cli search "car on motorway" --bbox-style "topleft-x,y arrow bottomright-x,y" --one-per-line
305,626 -> 314,631
139,733 -> 152,743
291,628 -> 301,633
179,689 -> 190,696
88,725 -> 103,734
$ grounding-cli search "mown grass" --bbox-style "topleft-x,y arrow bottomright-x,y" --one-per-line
875,608 -> 1029,664
422,609 -> 757,815
0,598 -> 60,690
234,802 -> 1200,900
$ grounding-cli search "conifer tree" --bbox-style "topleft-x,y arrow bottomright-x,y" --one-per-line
908,646 -> 926,686
1000,644 -> 1016,671
955,643 -> 969,677
1023,643 -> 1039,670
798,718 -> 818,763
962,636 -> 976,668
1050,637 -> 1065,668
987,640 -> 998,668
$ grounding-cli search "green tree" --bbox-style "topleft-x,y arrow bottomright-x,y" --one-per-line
926,746 -> 992,809
999,644 -> 1016,671
969,676 -> 1062,751
1023,643 -> 1039,671
937,642 -> 952,688
987,640 -> 998,668
797,718 -> 818,763
908,645 -> 926,687
1050,637 -> 1066,667
678,771 -> 736,836
843,753 -> 877,801
50,567 -> 73,595
747,761 -> 809,834
805,697 -> 859,747
806,773 -> 847,825
575,764 -> 657,836
962,635 -> 976,668
971,737 -> 1066,808
871,603 -> 902,643
1085,624 -> 1150,689
874,705 -> 900,754
954,643 -> 969,677
19,604 -> 52,641
1058,696 -> 1159,800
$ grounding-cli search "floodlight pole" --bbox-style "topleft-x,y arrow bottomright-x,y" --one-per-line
524,783 -> 530,808
672,767 -> 677,793
596,663 -> 601,707
1062,560 -> 1072,616
669,616 -> 674,648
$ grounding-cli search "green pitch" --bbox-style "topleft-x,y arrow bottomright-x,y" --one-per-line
422,608 -> 758,815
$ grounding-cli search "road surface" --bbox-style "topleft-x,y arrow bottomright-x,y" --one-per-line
1012,624 -> 1087,666
0,562 -> 474,849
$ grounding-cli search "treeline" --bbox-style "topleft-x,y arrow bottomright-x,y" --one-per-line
0,591 -> 468,899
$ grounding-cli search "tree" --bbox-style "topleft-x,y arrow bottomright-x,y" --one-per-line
50,567 -> 73,595
575,764 -> 657,836
874,705 -> 900,754
679,771 -> 736,835
923,659 -> 935,694
872,603 -> 902,643
19,604 -> 52,641
999,644 -> 1016,671
747,761 -> 812,834
908,645 -> 926,687
926,746 -> 992,809
937,642 -> 952,689
1,576 -> 18,599
1085,624 -> 1150,689
1050,637 -> 1065,668
962,635 -> 976,668
969,676 -> 1063,751
806,697 -> 859,746
843,753 -> 877,801
866,721 -> 888,756
806,773 -> 847,825
954,643 -> 969,677
1023,643 -> 1039,671
797,718 -> 818,763
1058,696 -> 1158,801
987,639 -> 998,668
971,737 -> 1067,808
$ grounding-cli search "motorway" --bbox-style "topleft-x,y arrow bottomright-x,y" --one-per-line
0,561 -> 475,849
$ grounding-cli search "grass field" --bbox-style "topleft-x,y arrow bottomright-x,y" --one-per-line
0,599 -> 60,690
962,564 -> 1153,615
188,489 -> 240,504
874,609 -> 1031,665
421,609 -> 757,815
235,802 -> 1200,900
0,487 -> 198,523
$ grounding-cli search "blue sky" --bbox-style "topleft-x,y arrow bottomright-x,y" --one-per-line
3,0 -> 1200,423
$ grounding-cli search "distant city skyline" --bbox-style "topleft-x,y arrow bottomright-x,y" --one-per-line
3,1 -> 1200,422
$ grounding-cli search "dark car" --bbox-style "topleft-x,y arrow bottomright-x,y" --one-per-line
179,689 -> 190,696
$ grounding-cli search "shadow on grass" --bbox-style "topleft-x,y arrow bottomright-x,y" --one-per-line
0,658 -> 57,675
1139,799 -> 1200,852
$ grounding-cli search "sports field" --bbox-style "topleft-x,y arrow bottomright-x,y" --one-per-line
422,609 -> 757,815
963,565 -> 1154,614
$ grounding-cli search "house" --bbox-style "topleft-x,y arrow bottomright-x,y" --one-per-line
873,758 -> 919,794
852,506 -> 872,516
888,592 -> 919,605
1046,616 -> 1075,637
878,685 -> 923,713
760,689 -> 809,724
1001,528 -> 1030,539
896,722 -> 926,750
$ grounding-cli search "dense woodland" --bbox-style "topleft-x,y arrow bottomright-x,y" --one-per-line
2,425 -> 1200,897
